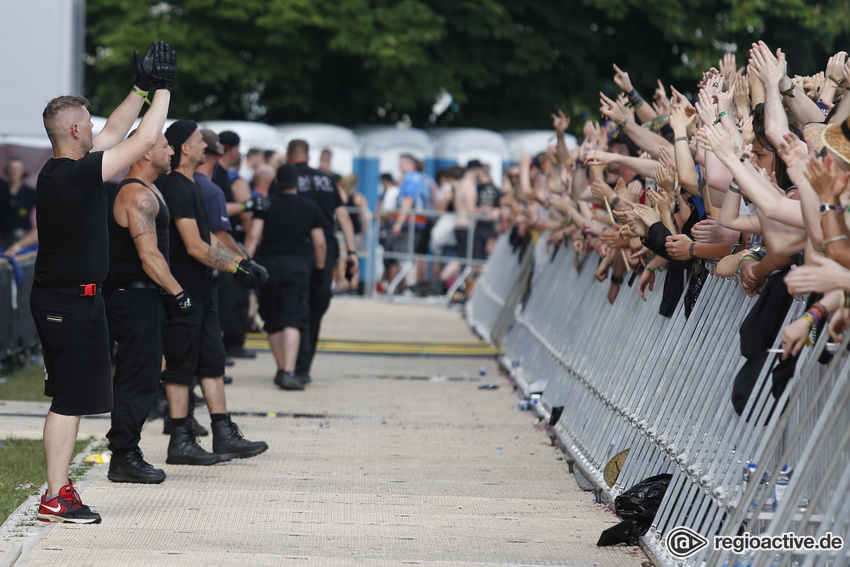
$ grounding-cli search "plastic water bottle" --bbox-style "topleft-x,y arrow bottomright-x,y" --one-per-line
773,466 -> 793,509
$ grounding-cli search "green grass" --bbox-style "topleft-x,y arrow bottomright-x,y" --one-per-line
0,364 -> 46,402
0,437 -> 93,525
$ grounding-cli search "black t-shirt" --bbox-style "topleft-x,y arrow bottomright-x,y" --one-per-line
294,162 -> 339,241
0,180 -> 37,241
476,182 -> 500,210
255,192 -> 325,260
106,178 -> 170,287
34,152 -> 108,286
161,171 -> 213,298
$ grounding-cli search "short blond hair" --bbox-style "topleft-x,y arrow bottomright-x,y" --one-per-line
43,95 -> 89,145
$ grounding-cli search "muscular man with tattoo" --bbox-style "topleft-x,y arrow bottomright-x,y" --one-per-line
105,133 -> 194,483
160,120 -> 268,465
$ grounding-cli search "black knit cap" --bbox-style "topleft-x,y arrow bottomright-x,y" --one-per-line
276,163 -> 299,190
165,120 -> 198,170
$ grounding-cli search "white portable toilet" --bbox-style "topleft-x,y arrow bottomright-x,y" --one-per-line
90,116 -> 179,183
200,120 -> 286,156
502,129 -> 578,166
275,123 -> 359,177
428,128 -> 508,185
353,126 -> 434,210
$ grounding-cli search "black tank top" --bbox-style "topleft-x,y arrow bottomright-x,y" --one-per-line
106,178 -> 170,286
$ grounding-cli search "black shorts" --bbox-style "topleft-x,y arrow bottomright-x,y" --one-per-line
258,255 -> 311,333
30,286 -> 113,416
163,294 -> 226,385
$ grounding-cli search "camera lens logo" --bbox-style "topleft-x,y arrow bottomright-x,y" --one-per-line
667,526 -> 709,558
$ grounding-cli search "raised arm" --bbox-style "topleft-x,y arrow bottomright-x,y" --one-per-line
612,64 -> 657,124
100,43 -> 175,181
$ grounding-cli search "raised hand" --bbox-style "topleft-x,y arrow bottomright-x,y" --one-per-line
776,131 -> 810,170
551,109 -> 570,135
133,41 -> 157,91
599,92 -> 626,124
653,79 -> 671,114
785,252 -> 850,294
612,64 -> 635,93
151,40 -> 177,91
804,153 -> 850,201
669,85 -> 692,110
668,105 -> 696,136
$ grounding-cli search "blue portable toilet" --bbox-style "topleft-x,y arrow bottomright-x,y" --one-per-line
275,123 -> 360,177
353,126 -> 434,211
502,129 -> 578,166
429,128 -> 509,185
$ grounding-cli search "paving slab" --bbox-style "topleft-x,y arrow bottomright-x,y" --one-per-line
0,298 -> 651,566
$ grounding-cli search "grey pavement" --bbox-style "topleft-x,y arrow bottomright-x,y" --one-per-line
0,298 -> 651,566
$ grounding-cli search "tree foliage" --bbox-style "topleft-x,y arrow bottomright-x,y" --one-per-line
85,0 -> 850,133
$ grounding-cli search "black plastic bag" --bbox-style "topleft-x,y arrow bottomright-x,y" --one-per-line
597,473 -> 672,546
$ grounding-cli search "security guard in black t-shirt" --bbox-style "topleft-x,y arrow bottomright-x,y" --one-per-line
285,139 -> 358,384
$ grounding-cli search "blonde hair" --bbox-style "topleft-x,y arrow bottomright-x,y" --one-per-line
338,174 -> 359,196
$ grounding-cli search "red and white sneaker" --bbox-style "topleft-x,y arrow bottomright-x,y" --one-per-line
37,480 -> 101,524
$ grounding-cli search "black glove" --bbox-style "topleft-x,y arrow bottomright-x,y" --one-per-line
151,40 -> 177,91
247,258 -> 270,287
133,42 -> 157,91
232,258 -> 259,289
345,254 -> 357,283
165,290 -> 195,318
241,196 -> 271,213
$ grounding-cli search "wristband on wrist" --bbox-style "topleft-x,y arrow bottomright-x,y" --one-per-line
132,86 -> 151,106
610,196 -> 621,208
780,86 -> 795,98
688,242 -> 696,258
822,234 -> 849,245
718,111 -> 731,119
713,118 -> 721,125
618,117 -> 629,129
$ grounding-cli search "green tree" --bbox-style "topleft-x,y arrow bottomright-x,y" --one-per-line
85,0 -> 850,133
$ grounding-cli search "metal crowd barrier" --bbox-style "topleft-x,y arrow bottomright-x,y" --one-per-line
465,231 -> 534,344
0,254 -> 39,368
338,206 -> 497,303
476,235 -> 850,567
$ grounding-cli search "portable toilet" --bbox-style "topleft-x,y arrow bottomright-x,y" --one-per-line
502,129 -> 578,166
275,123 -> 360,177
200,120 -> 286,156
353,126 -> 434,210
428,128 -> 509,185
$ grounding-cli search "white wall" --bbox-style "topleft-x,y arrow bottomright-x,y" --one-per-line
0,0 -> 85,137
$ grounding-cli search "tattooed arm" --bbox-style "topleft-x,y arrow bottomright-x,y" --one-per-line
115,182 -> 184,295
173,216 -> 242,273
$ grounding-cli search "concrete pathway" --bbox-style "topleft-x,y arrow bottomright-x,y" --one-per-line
0,298 -> 651,566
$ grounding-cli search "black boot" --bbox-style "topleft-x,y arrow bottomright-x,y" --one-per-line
212,416 -> 268,460
163,415 -> 209,436
166,423 -> 222,465
108,448 -> 166,484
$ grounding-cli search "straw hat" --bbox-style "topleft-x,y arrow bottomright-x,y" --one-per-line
822,117 -> 850,165
803,122 -> 826,154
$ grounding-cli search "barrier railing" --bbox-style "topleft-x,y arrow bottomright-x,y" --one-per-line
476,232 -> 850,567
0,254 -> 39,368
337,206 -> 498,302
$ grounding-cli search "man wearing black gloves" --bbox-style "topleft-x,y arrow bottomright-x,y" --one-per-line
32,41 -> 174,524
286,140 -> 359,385
161,120 -> 267,465
105,132 -> 193,484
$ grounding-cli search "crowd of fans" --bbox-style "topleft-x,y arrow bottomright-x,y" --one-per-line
471,43 -> 850,414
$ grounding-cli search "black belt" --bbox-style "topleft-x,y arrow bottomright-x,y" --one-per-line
34,282 -> 102,321
116,280 -> 164,293
35,282 -> 101,296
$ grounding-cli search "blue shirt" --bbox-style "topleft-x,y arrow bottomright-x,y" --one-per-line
194,172 -> 232,234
